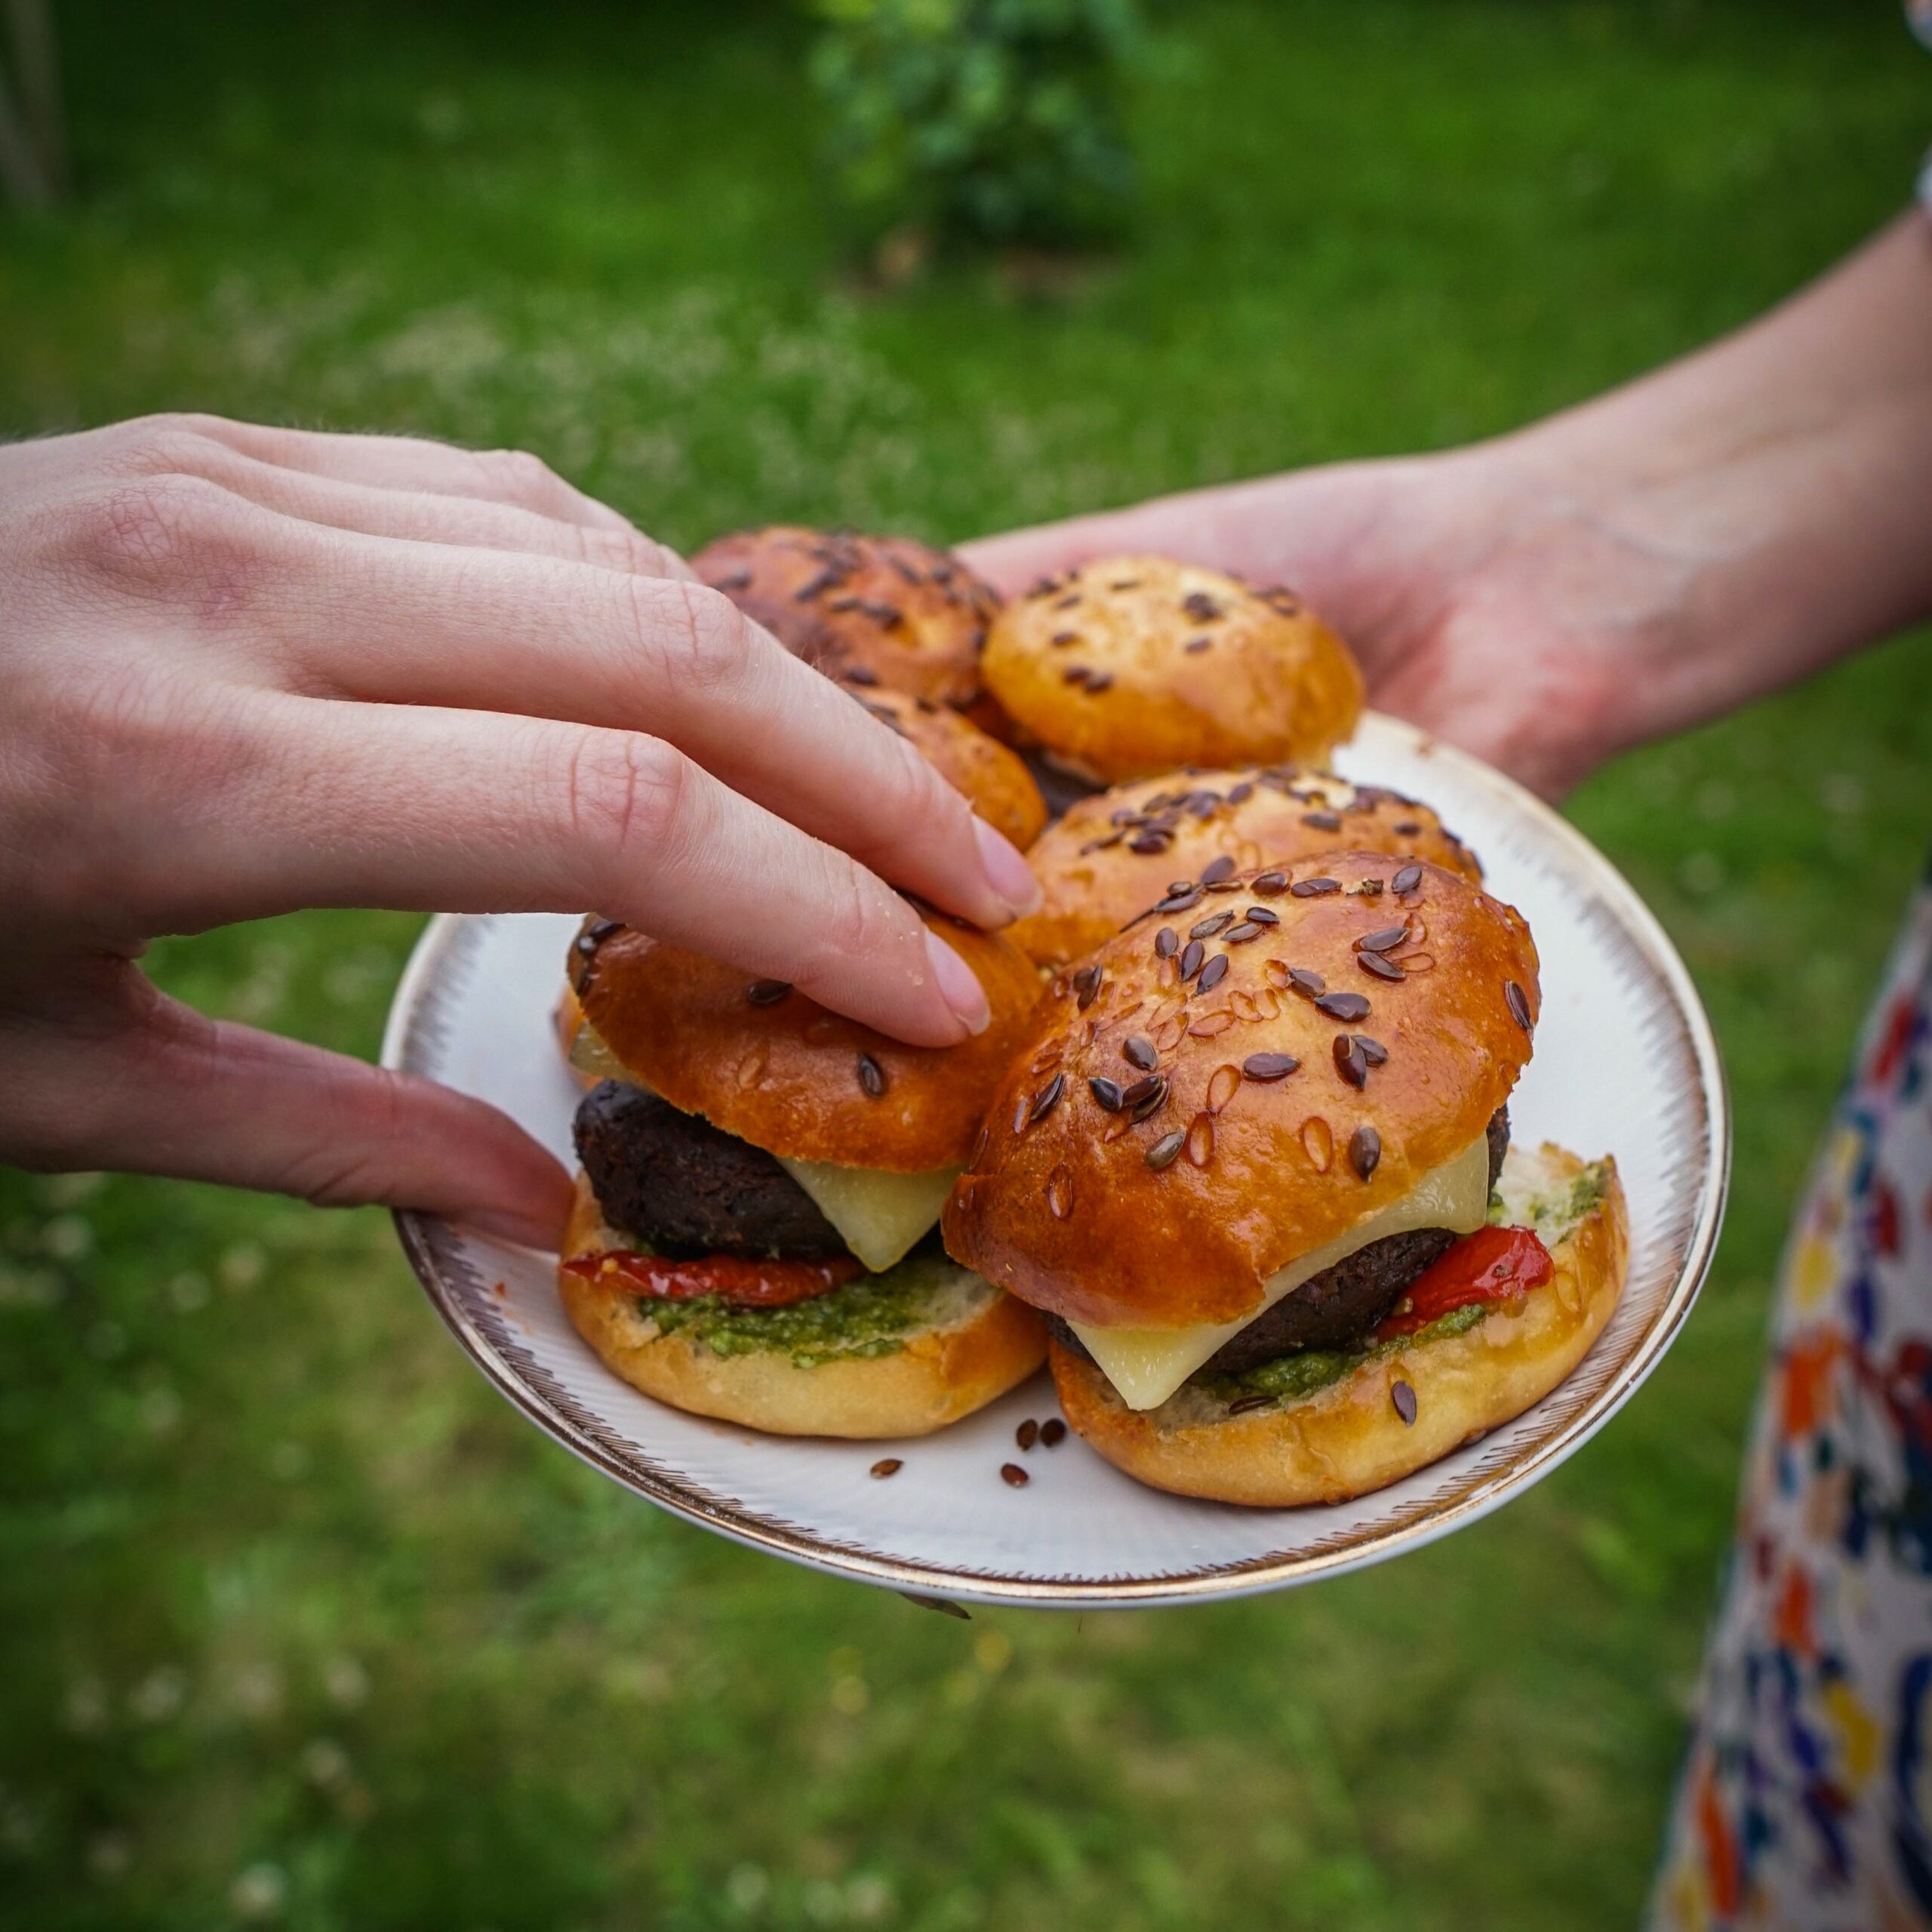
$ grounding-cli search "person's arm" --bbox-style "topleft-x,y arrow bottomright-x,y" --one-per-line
0,417 -> 1041,1242
964,211 -> 1932,798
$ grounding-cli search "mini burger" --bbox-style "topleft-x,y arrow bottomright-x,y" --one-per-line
981,556 -> 1364,790
561,910 -> 1048,1437
942,851 -> 1628,1504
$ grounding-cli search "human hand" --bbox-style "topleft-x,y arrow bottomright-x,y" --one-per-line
965,216 -> 1932,803
0,416 -> 1042,1244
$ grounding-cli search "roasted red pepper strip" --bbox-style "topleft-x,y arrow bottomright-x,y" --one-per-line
562,1248 -> 862,1309
1374,1225 -> 1555,1339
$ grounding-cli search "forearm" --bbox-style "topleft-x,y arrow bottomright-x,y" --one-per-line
1501,211 -> 1932,757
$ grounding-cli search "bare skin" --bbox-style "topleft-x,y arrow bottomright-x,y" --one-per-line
0,417 -> 1041,1244
966,213 -> 1932,801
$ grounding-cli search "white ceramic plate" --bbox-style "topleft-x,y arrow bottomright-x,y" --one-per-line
383,712 -> 1727,1609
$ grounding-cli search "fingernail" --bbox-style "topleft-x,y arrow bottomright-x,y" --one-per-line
925,931 -> 991,1037
973,817 -> 1043,920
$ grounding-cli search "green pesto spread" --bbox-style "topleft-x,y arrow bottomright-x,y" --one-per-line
1205,1303 -> 1491,1413
638,1247 -> 977,1370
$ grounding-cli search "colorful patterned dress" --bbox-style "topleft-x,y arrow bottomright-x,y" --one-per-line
1650,871 -> 1932,1928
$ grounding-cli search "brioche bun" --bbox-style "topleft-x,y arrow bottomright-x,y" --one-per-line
1010,766 -> 1482,968
571,912 -> 1041,1174
982,557 -> 1364,784
559,1178 -> 1046,1438
1051,1143 -> 1627,1504
692,526 -> 998,709
842,681 -> 1048,851
942,852 -> 1540,1329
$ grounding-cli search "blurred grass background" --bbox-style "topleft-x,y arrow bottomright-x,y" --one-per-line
3,0 -> 1930,1925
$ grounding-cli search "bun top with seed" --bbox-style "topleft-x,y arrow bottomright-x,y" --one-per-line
980,556 -> 1364,785
1009,765 -> 1481,968
692,526 -> 1000,709
841,680 -> 1048,851
942,852 -> 1540,1329
571,911 -> 1042,1174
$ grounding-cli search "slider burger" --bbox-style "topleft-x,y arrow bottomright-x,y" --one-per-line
981,556 -> 1364,793
942,851 -> 1628,1504
1009,764 -> 1481,970
561,909 -> 1048,1437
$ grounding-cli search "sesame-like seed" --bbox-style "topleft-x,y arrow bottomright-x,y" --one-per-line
1029,1073 -> 1066,1124
1017,1419 -> 1039,1451
1001,1463 -> 1030,1487
1244,906 -> 1280,925
1315,991 -> 1371,1022
1392,863 -> 1423,894
1302,811 -> 1343,832
1506,980 -> 1534,1032
1153,888 -> 1203,915
1392,1380 -> 1418,1426
1242,1052 -> 1300,1081
1062,666 -> 1091,687
1196,955 -> 1230,995
1051,629 -> 1080,647
1072,964 -> 1103,1010
1041,1419 -> 1067,1447
1180,939 -> 1205,980
1123,1035 -> 1158,1071
1146,1131 -> 1186,1170
1334,1036 -> 1369,1088
1121,1074 -> 1167,1118
1356,1035 -> 1389,1066
1190,911 -> 1234,940
1154,928 -> 1179,959
858,1054 -> 888,1097
1393,822 -> 1422,838
1358,952 -> 1407,982
1356,925 -> 1408,953
1285,967 -> 1327,998
1349,1124 -> 1381,1180
1290,877 -> 1340,898
1085,672 -> 1115,694
1200,856 -> 1238,884
1229,1393 -> 1275,1416
1251,870 -> 1290,897
871,1458 -> 903,1478
747,978 -> 792,1006
1184,635 -> 1213,654
1223,921 -> 1262,944
1090,1076 -> 1125,1112
1131,831 -> 1172,855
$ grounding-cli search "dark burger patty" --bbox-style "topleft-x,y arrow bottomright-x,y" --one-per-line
574,1081 -> 849,1263
1049,1108 -> 1510,1377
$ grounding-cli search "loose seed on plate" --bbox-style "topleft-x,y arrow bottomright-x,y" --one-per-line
1001,1463 -> 1031,1488
1017,1419 -> 1039,1451
1041,1418 -> 1068,1447
871,1458 -> 903,1478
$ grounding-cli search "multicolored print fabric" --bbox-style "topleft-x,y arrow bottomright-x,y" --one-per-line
1652,870 -> 1932,1930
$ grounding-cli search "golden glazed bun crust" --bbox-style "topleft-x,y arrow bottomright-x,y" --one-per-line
559,1179 -> 1046,1438
982,556 -> 1364,784
571,912 -> 1042,1174
1051,1144 -> 1628,1504
1009,766 -> 1482,968
943,851 -> 1540,1329
844,681 -> 1048,851
692,526 -> 1000,709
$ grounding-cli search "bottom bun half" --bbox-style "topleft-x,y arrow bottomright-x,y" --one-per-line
558,1178 -> 1046,1438
1051,1143 -> 1629,1506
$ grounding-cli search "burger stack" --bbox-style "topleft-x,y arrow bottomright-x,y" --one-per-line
549,525 -> 1627,1505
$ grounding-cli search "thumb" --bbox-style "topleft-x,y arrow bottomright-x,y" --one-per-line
5,976 -> 570,1246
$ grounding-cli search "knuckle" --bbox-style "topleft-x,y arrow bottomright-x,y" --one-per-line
630,578 -> 759,697
108,412 -> 234,478
75,473 -> 242,588
557,729 -> 694,878
577,522 -> 676,580
476,446 -> 565,507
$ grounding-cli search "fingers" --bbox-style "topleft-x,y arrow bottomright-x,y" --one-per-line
152,697 -> 998,1047
117,411 -> 639,533
2,973 -> 571,1246
106,484 -> 1037,935
171,441 -> 693,580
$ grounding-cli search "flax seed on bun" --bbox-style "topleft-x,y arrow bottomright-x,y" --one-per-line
1008,766 -> 1482,968
569,910 -> 1042,1174
981,557 -> 1364,785
692,525 -> 1000,709
941,851 -> 1540,1331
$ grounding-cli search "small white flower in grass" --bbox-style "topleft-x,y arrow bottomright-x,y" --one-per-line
219,1244 -> 266,1292
42,1216 -> 92,1260
61,1678 -> 107,1734
724,1863 -> 770,1913
846,1874 -> 894,1922
324,1656 -> 370,1710
129,1667 -> 186,1724
232,1663 -> 283,1721
230,1861 -> 287,1920
87,1832 -> 131,1881
300,1739 -> 350,1791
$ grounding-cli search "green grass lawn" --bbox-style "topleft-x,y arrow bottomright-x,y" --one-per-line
4,1 -> 1930,1925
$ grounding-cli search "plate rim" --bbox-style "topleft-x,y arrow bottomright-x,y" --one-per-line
383,713 -> 1731,1607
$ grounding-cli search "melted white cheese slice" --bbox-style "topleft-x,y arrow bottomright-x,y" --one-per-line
1069,1133 -> 1494,1411
572,1020 -> 955,1273
774,1157 -> 961,1274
